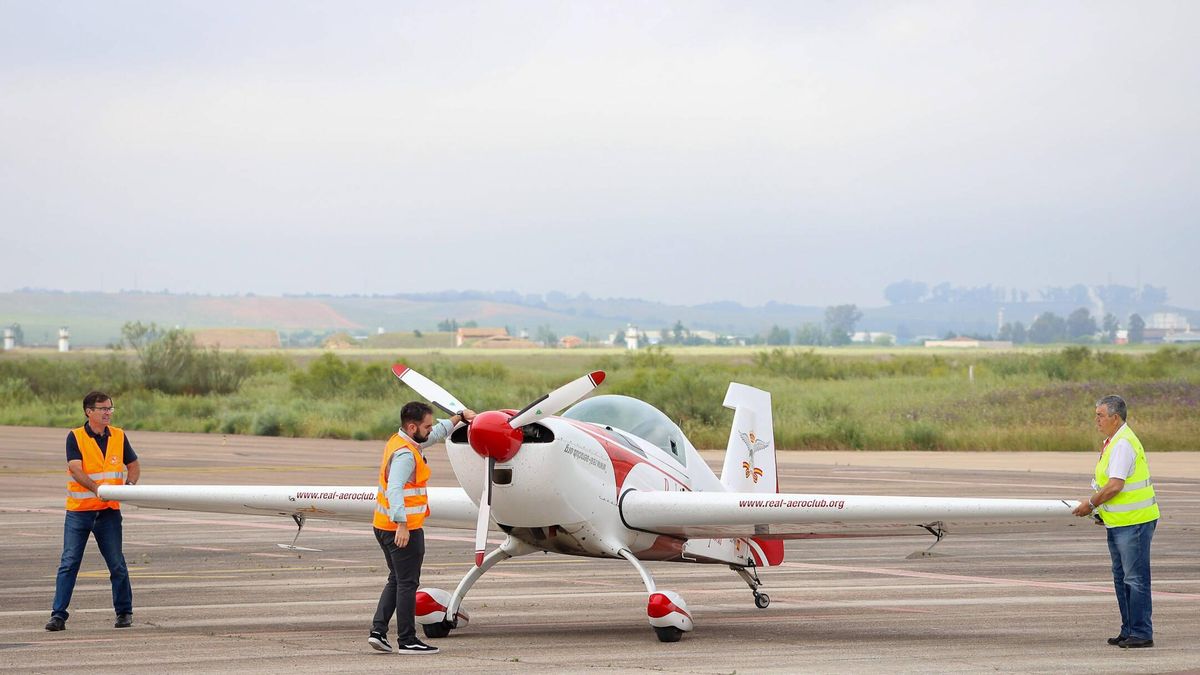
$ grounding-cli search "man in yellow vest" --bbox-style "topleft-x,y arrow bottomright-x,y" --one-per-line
369,401 -> 474,655
45,391 -> 141,632
1072,395 -> 1159,649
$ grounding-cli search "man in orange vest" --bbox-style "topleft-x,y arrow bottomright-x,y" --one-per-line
45,391 -> 141,632
369,401 -> 474,655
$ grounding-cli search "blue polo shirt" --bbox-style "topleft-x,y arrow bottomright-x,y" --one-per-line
66,425 -> 138,464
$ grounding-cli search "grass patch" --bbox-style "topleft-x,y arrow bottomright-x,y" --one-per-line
2,345 -> 1198,450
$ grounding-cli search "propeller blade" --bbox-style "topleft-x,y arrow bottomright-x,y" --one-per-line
391,364 -> 467,416
473,456 -> 494,566
508,370 -> 606,428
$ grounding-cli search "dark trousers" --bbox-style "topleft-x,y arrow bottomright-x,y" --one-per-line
52,509 -> 132,620
372,527 -> 424,643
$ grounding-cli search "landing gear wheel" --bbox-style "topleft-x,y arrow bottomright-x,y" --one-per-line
754,592 -> 770,609
654,625 -> 683,643
422,620 -> 454,639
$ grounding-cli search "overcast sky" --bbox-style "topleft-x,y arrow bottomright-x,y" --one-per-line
1,1 -> 1197,309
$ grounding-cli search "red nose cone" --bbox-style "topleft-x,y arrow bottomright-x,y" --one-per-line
468,410 -> 523,463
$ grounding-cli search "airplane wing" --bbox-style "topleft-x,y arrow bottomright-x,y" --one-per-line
620,490 -> 1083,539
98,485 -> 478,529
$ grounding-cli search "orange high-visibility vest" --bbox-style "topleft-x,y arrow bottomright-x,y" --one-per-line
373,433 -> 430,531
66,425 -> 127,511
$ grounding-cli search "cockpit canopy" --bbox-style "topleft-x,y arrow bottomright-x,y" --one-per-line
562,395 -> 687,464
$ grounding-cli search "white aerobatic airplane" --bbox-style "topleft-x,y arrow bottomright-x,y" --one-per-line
100,365 -> 1082,642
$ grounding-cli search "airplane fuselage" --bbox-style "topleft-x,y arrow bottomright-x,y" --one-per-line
445,415 -> 752,565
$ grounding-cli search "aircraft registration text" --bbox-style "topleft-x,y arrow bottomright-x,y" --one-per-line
739,498 -> 846,510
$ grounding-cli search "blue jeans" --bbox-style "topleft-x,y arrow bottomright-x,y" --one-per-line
1106,519 -> 1156,640
51,509 -> 132,620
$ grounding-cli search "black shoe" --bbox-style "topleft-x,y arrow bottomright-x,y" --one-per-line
368,631 -> 392,653
395,639 -> 440,655
1106,635 -> 1127,646
1120,637 -> 1154,649
114,613 -> 133,628
44,617 -> 66,632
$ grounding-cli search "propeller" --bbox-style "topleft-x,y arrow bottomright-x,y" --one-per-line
390,364 -> 467,417
508,370 -> 606,429
392,364 -> 606,566
474,456 -> 493,566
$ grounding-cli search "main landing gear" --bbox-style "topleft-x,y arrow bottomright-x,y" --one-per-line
619,549 -> 695,643
415,536 -> 539,639
733,563 -> 770,609
417,541 -> 772,643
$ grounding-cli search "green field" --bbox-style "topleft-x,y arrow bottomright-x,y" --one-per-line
2,344 -> 1198,452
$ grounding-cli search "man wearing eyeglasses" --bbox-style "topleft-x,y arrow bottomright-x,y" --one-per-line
1072,395 -> 1159,649
44,391 -> 141,632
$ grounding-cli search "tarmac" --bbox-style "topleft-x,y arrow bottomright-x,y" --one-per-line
2,425 -> 1198,674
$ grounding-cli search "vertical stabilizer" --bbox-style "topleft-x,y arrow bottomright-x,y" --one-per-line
720,383 -> 777,494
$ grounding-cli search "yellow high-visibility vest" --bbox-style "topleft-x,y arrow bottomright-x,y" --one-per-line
1094,424 -> 1159,527
373,434 -> 430,531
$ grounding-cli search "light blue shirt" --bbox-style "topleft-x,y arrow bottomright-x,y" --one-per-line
385,419 -> 454,523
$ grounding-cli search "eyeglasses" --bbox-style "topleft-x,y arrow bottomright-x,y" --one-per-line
90,406 -> 115,413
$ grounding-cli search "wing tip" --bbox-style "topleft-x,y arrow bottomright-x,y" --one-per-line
391,364 -> 409,378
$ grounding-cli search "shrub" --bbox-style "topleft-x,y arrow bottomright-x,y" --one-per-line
367,411 -> 401,440
172,397 -> 218,419
134,329 -> 250,395
0,356 -> 138,400
247,353 -> 293,376
219,411 -> 253,434
805,397 -> 851,422
627,346 -> 674,370
587,354 -> 624,373
754,349 -> 841,380
291,354 -> 397,399
612,366 -> 726,426
831,419 -> 865,449
291,353 -> 353,396
253,406 -> 300,437
903,422 -> 942,450
314,424 -> 352,440
0,376 -> 34,404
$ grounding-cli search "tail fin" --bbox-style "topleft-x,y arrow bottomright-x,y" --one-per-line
720,383 -> 777,494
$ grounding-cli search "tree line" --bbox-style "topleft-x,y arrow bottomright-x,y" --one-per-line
883,280 -> 1169,306
999,309 -> 1147,344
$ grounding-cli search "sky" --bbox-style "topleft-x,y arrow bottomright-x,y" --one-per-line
1,1 -> 1197,309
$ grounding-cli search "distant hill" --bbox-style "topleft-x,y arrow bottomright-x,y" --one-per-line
0,288 -> 1194,347
0,291 -> 361,347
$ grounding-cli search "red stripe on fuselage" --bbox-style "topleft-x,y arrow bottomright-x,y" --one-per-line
564,420 -> 689,498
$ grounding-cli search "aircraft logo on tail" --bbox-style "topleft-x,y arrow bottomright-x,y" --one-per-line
741,462 -> 764,483
739,431 -> 768,482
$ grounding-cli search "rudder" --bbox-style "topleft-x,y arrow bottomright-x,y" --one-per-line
720,383 -> 777,494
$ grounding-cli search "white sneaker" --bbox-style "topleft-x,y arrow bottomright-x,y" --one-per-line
395,639 -> 440,655
368,632 -> 392,653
